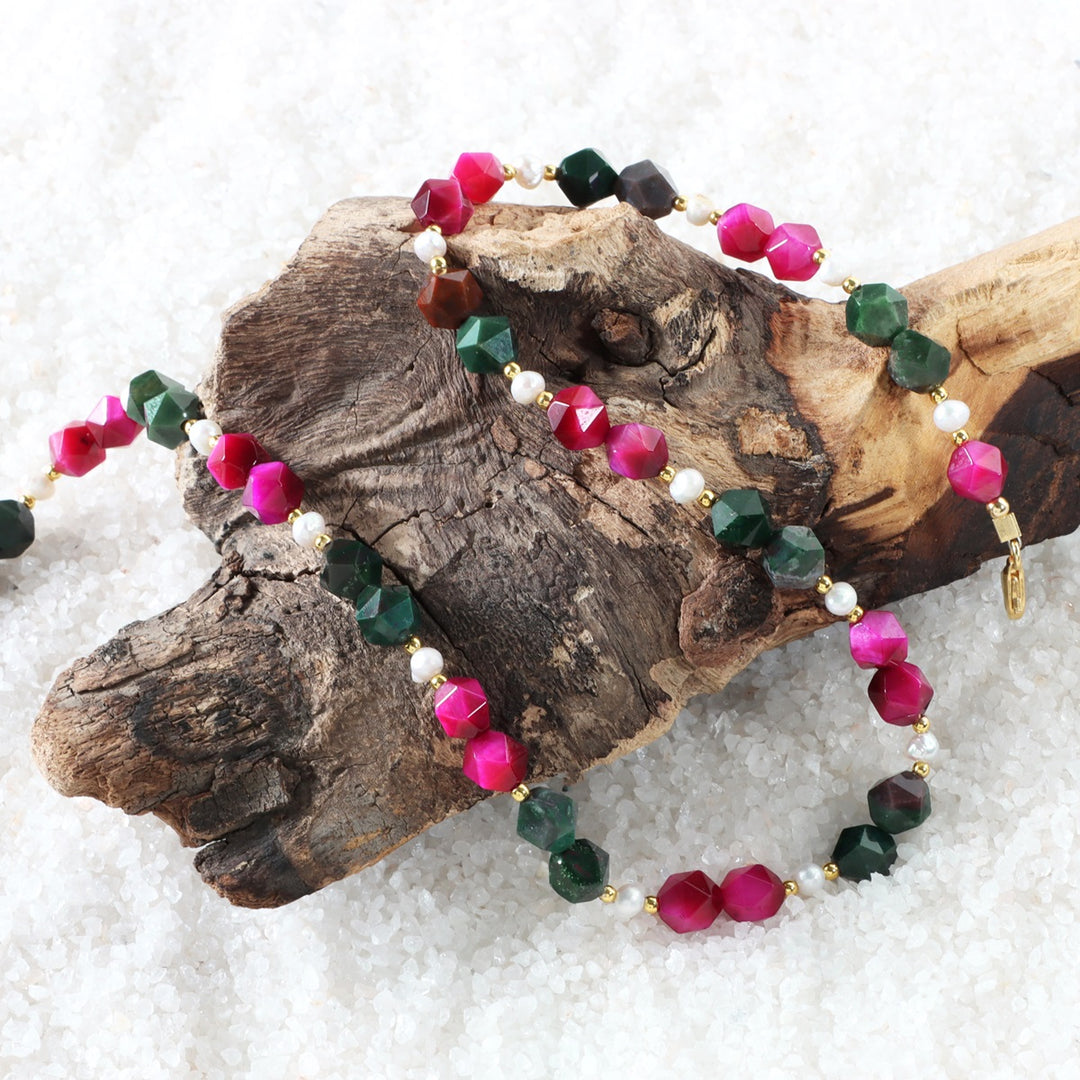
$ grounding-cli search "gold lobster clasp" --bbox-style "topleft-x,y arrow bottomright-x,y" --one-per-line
988,498 -> 1026,620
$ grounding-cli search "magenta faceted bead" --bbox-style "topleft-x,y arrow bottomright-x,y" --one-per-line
764,223 -> 823,281
548,385 -> 610,451
207,433 -> 270,490
49,422 -> 107,477
867,661 -> 934,726
947,440 -> 1008,502
717,203 -> 775,262
433,677 -> 491,740
718,864 -> 787,922
656,870 -> 723,934
411,177 -> 474,236
605,423 -> 669,479
462,729 -> 529,792
452,152 -> 504,204
849,610 -> 909,670
241,461 -> 305,525
85,395 -> 143,449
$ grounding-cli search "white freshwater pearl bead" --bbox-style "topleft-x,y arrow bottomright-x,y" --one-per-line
685,194 -> 714,226
820,248 -> 856,287
24,473 -> 55,502
292,511 -> 327,548
414,229 -> 447,263
511,370 -> 546,405
933,399 -> 971,433
188,419 -> 223,455
794,863 -> 826,896
824,581 -> 858,617
612,884 -> 644,918
669,468 -> 706,505
515,156 -> 545,190
410,647 -> 444,683
907,732 -> 940,760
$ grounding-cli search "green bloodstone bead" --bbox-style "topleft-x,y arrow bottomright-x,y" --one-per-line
831,824 -> 898,881
867,771 -> 932,834
320,539 -> 383,603
711,488 -> 775,548
548,838 -> 609,903
456,315 -> 518,374
143,388 -> 204,449
763,525 -> 826,589
556,148 -> 618,208
517,787 -> 576,853
845,283 -> 909,346
887,329 -> 952,392
126,370 -> 184,424
0,499 -> 35,559
355,584 -> 421,646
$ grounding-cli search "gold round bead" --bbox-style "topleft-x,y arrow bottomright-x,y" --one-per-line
929,385 -> 949,405
428,224 -> 442,235
847,605 -> 865,624
503,362 -> 522,379
783,880 -> 799,897
952,429 -> 969,446
207,433 -> 220,450
987,497 -> 1010,518
312,533 -> 333,552
672,195 -> 688,212
708,209 -> 722,226
841,277 -> 860,295
823,862 -> 840,881
183,418 -> 199,435
287,508 -> 303,525
403,636 -> 423,655
658,465 -> 676,484
430,256 -> 448,276
430,673 -> 448,690
47,468 -> 61,482
20,494 -> 36,510
600,885 -> 618,904
510,783 -> 531,803
912,715 -> 931,734
502,163 -> 517,181
816,575 -> 833,595
912,760 -> 931,778
536,391 -> 554,411
812,248 -> 828,266
697,489 -> 717,509
643,895 -> 659,915
543,164 -> 558,182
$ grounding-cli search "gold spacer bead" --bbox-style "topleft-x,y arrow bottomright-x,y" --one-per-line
952,429 -> 969,446
430,256 -> 448,276
430,673 -> 448,689
503,362 -> 522,379
510,783 -> 531,803
929,385 -> 949,405
783,880 -> 799,897
912,760 -> 931,778
21,494 -> 36,510
847,605 -> 865,624
502,163 -> 517,181
697,489 -> 717,509
816,575 -> 833,595
428,224 -> 442,235
287,508 -> 303,525
913,715 -> 931,735
536,391 -> 554,411
543,164 -> 558,182
841,277 -> 860,295
672,195 -> 688,213
600,885 -> 618,904
403,636 -> 423,655
47,468 -> 61,482
207,433 -> 220,450
812,248 -> 828,266
183,419 -> 199,435
708,209 -> 722,226
658,465 -> 676,484
312,533 -> 333,552
823,862 -> 840,881
643,895 -> 659,915
987,497 -> 1010,518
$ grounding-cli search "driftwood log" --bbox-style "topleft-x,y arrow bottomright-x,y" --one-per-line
31,199 -> 1080,908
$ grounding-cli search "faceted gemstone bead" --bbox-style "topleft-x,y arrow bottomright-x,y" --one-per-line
867,661 -> 934,726
764,223 -> 823,281
947,440 -> 1008,502
0,499 -> 35,559
206,433 -> 270,490
548,838 -> 609,903
355,583 -> 422,646
718,864 -> 787,923
452,152 -> 505,204
868,771 -> 932,834
416,270 -> 483,329
888,330 -> 952,392
831,824 -> 898,881
845,284 -> 909,346
410,177 -> 474,236
49,422 -> 107,477
455,315 -> 518,374
433,676 -> 490,739
85,395 -> 143,449
143,388 -> 204,449
717,203 -> 775,262
516,787 -> 576,853
240,461 -> 304,525
556,148 -> 618,208
849,610 -> 909,670
711,488 -> 774,548
614,160 -> 677,220
548,385 -> 610,451
126,370 -> 183,424
462,729 -> 529,792
763,526 -> 826,589
605,423 -> 669,479
655,870 -> 723,934
319,539 -> 383,602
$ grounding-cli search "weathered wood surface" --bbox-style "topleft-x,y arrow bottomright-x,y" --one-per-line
31,198 -> 1080,907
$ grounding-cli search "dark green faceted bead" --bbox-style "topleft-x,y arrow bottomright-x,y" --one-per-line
556,148 -> 618,208
763,525 -> 826,589
355,584 -> 421,646
711,488 -> 775,548
548,838 -> 609,903
887,330 -> 952,392
868,771 -> 932,834
517,787 -> 576,853
845,283 -> 909,346
0,499 -> 35,559
320,539 -> 383,603
831,824 -> 898,881
126,370 -> 184,424
143,388 -> 204,449
455,315 -> 519,374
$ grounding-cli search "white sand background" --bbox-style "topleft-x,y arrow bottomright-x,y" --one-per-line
2,2 -> 1079,1077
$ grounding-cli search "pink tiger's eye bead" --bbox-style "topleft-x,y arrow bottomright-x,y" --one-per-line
947,440 -> 1008,502
452,152 -> 505,204
49,422 -> 107,477
718,864 -> 787,922
85,395 -> 143,449
241,461 -> 305,525
462,729 -> 529,792
433,677 -> 491,740
605,423 -> 669,479
548,385 -> 610,450
411,177 -> 474,236
656,870 -> 723,934
867,661 -> 934,726
207,433 -> 270,490
717,203 -> 775,262
849,610 -> 909,670
764,223 -> 823,281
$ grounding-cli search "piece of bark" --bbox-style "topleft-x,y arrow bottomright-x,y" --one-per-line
31,198 -> 1080,908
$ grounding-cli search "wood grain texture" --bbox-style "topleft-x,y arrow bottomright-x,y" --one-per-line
31,198 -> 1080,907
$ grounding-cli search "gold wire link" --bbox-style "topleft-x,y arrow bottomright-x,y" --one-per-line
1002,536 -> 1026,620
